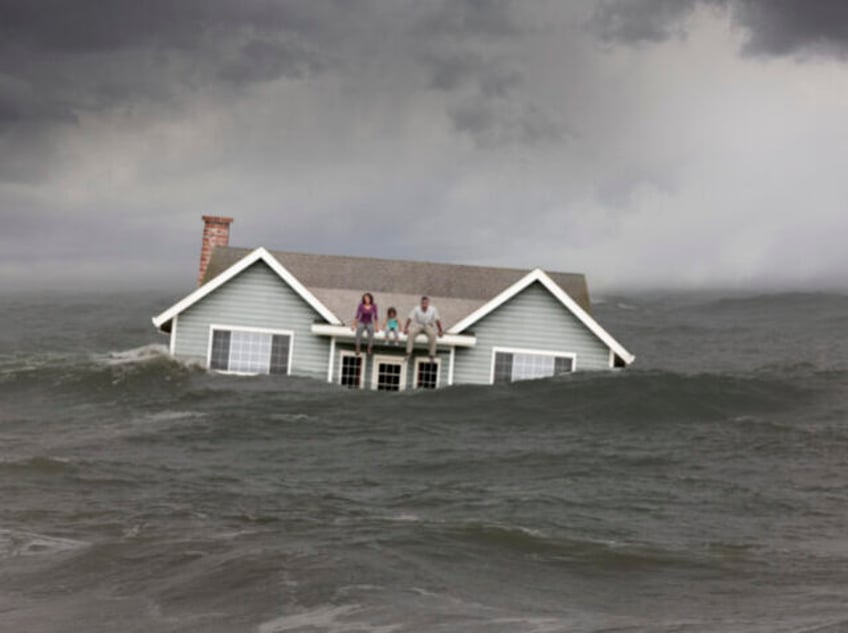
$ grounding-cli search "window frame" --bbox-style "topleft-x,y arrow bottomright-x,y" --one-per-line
413,356 -> 442,389
338,350 -> 365,389
206,324 -> 295,376
489,346 -> 576,384
370,354 -> 407,391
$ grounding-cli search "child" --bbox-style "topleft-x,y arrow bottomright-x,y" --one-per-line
383,307 -> 400,346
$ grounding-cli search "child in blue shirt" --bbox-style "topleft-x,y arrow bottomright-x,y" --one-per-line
383,307 -> 400,346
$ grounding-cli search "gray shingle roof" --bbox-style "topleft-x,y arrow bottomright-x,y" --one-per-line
203,246 -> 591,327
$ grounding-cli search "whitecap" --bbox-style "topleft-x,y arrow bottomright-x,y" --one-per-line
92,344 -> 169,366
0,528 -> 90,558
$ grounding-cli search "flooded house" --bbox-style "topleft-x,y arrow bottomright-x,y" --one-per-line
152,216 -> 634,390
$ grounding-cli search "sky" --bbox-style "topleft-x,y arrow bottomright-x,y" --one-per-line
2,0 -> 847,293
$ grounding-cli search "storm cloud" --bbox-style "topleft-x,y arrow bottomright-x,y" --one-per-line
593,0 -> 848,56
1,1 -> 846,292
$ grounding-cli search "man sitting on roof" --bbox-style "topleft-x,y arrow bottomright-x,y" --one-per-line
404,296 -> 444,362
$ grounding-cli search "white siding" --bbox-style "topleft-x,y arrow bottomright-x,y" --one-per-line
173,261 -> 331,378
331,343 -> 448,390
452,282 -> 611,385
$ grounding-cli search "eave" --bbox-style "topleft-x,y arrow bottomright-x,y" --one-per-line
310,324 -> 477,348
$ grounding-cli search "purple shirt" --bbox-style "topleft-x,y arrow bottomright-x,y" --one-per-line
356,302 -> 378,324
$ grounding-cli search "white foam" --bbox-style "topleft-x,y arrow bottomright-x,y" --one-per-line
143,410 -> 206,422
257,604 -> 404,633
94,344 -> 169,366
0,528 -> 90,558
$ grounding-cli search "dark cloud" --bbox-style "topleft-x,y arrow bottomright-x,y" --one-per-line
592,0 -> 848,57
412,0 -> 522,40
733,0 -> 848,56
2,1 -> 845,292
0,0 -> 554,181
592,0 -> 704,44
426,52 -> 521,97
217,37 -> 326,85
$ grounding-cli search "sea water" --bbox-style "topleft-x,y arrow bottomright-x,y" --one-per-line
1,290 -> 847,632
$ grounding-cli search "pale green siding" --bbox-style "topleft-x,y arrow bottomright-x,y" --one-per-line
452,282 -> 611,385
172,262 -> 331,379
169,269 -> 612,387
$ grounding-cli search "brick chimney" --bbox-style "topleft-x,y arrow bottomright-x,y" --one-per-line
198,215 -> 234,285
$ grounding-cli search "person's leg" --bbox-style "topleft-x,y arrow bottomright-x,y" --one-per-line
424,324 -> 437,359
366,322 -> 375,354
406,324 -> 422,356
355,322 -> 364,354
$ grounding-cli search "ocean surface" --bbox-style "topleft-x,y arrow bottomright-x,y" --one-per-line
1,290 -> 847,633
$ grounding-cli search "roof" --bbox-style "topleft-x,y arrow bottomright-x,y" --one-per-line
202,246 -> 592,315
153,246 -> 634,365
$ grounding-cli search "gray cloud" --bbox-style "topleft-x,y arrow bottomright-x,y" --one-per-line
412,0 -> 522,40
1,0 -> 847,293
592,0 -> 848,57
0,0 -> 556,180
592,0 -> 704,44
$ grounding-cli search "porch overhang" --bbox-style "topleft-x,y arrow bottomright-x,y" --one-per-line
310,324 -> 476,348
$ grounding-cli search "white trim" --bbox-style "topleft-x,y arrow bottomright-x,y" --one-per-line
609,348 -> 615,369
489,346 -> 577,385
310,323 -> 476,348
413,356 -> 442,389
327,337 -> 336,383
370,354 -> 407,391
447,269 -> 635,365
338,350 -> 365,389
152,247 -> 341,330
169,314 -> 178,355
206,324 -> 295,376
448,347 -> 455,386
210,323 -> 295,337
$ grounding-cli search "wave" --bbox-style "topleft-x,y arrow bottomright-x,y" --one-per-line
91,343 -> 171,366
0,455 -> 81,475
438,521 -> 708,570
0,528 -> 90,558
2,343 -> 846,436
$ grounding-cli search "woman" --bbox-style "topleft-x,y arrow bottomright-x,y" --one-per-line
352,292 -> 378,356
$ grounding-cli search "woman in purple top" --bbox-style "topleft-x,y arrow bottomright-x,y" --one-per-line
352,292 -> 378,356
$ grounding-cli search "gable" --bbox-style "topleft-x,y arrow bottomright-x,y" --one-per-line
449,269 -> 635,364
152,247 -> 341,331
181,260 -> 325,322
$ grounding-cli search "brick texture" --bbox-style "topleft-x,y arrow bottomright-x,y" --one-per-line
198,216 -> 234,286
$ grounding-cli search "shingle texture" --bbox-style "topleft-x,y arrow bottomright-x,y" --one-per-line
203,247 -> 591,328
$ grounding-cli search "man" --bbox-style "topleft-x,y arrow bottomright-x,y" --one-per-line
404,295 -> 444,361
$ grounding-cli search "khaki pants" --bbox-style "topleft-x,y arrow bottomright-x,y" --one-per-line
406,323 -> 437,357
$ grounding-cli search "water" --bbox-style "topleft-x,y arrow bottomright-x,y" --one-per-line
1,290 -> 848,632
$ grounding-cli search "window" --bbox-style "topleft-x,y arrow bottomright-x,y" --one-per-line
371,355 -> 406,391
339,352 -> 364,389
414,358 -> 440,389
208,327 -> 291,375
492,349 -> 574,384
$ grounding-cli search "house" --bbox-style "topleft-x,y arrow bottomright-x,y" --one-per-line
152,216 -> 634,390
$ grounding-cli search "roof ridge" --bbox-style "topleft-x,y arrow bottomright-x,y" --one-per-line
221,245 -> 584,277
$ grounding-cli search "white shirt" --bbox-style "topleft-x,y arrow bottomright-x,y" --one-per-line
409,305 -> 440,326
